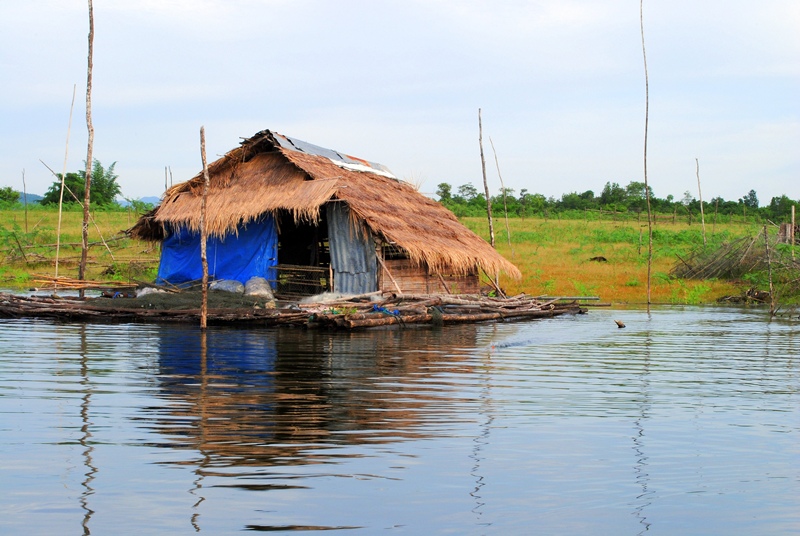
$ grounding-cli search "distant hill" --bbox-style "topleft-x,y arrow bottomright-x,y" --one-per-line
21,193 -> 43,204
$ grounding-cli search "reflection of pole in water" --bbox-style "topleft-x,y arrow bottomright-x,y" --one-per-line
631,324 -> 653,535
79,325 -> 97,535
190,329 -> 209,532
469,348 -> 494,525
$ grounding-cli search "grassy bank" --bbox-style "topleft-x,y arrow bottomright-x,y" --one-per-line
462,216 -> 760,304
0,207 -> 159,287
0,208 -> 768,304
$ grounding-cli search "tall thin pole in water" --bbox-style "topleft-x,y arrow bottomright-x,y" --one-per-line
199,127 -> 210,330
79,0 -> 95,298
696,158 -> 706,247
640,0 -> 653,307
478,109 -> 495,248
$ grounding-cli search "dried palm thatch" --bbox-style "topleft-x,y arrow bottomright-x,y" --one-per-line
129,129 -> 521,279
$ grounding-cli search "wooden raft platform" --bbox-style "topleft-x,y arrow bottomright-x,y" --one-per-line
0,292 -> 586,329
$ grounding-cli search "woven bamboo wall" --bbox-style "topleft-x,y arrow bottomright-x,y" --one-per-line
380,259 -> 479,295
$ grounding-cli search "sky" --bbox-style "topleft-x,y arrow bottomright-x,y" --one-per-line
1,1 -> 798,206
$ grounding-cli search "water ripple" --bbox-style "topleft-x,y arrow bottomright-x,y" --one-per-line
1,307 -> 798,534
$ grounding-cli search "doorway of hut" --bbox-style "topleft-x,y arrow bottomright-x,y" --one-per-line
274,210 -> 331,298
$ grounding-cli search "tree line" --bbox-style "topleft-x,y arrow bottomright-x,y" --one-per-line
0,160 -> 152,211
436,180 -> 797,223
2,167 -> 795,223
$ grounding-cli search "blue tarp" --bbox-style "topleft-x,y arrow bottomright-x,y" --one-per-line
156,216 -> 278,286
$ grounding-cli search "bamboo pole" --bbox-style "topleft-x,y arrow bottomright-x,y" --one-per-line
696,158 -> 706,247
376,253 -> 403,295
22,169 -> 28,234
39,160 -> 115,260
792,205 -> 795,260
79,0 -> 95,298
764,225 -> 775,317
640,0 -> 653,307
478,109 -> 495,248
54,85 -> 77,296
199,127 -> 211,330
713,198 -> 719,236
489,136 -> 513,254
435,272 -> 452,295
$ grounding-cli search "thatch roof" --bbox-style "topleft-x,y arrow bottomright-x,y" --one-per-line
129,130 -> 520,279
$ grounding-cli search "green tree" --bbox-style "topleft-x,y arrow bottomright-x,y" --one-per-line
739,189 -> 759,209
599,182 -> 626,209
492,187 -> 519,216
0,186 -> 20,204
41,160 -> 121,206
436,182 -> 452,202
518,190 -> 548,218
41,171 -> 83,205
624,181 -> 654,212
457,183 -> 479,202
558,192 -> 588,210
767,195 -> 796,221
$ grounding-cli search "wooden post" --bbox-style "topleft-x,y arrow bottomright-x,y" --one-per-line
640,0 -> 653,306
792,205 -> 797,260
435,272 -> 452,295
22,169 -> 28,234
199,127 -> 211,330
764,225 -> 775,317
696,158 -> 706,247
638,228 -> 643,255
376,253 -> 403,295
487,272 -> 506,299
713,198 -> 719,236
79,0 -> 95,298
478,109 -> 495,248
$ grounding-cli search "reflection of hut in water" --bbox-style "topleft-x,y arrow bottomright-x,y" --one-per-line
152,325 -> 479,467
129,129 -> 520,297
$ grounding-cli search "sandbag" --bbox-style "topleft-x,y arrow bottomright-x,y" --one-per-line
244,277 -> 274,299
209,279 -> 245,294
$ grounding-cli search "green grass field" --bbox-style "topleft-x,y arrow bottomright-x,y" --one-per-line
463,216 -> 761,304
0,208 -> 770,304
0,207 -> 159,288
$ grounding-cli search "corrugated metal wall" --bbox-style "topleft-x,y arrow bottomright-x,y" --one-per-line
327,203 -> 378,295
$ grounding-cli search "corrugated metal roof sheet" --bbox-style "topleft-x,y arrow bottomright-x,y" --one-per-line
327,203 -> 378,295
272,132 -> 397,179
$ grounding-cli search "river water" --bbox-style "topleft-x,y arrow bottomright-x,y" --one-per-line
0,306 -> 798,535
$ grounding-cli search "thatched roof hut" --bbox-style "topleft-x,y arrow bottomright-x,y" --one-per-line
131,129 -> 520,296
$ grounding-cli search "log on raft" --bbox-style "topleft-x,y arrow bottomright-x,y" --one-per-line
312,303 -> 584,329
0,292 -> 586,328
